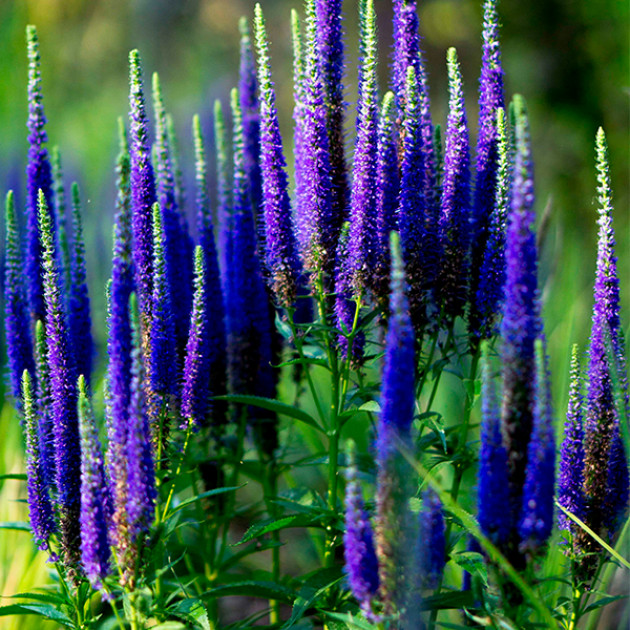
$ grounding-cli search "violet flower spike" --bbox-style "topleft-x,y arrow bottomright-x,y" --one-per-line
437,47 -> 472,322
22,370 -> 56,550
4,190 -> 35,401
558,344 -> 586,534
477,342 -> 511,546
78,375 -> 111,592
605,425 -> 629,535
51,146 -> 72,293
518,337 -> 556,552
253,4 -> 302,308
193,114 -> 228,427
418,488 -> 446,589
68,182 -> 94,386
25,25 -> 56,323
39,188 -> 82,570
165,113 -> 186,211
128,50 -> 156,324
344,442 -> 379,618
291,9 -> 307,218
470,0 -> 505,300
499,96 -> 542,555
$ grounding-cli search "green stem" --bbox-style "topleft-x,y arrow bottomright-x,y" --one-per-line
160,422 -> 193,521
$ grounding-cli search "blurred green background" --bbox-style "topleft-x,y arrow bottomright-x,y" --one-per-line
0,0 -> 627,627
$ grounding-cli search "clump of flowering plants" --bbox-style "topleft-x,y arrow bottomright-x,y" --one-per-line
1,1 -> 628,628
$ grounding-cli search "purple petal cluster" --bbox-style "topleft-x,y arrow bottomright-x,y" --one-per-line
4,191 -> 35,400
78,376 -> 111,591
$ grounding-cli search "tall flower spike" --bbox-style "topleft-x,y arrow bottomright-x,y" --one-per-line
127,294 -> 157,543
51,146 -> 72,292
182,247 -> 211,428
165,113 -> 185,211
39,189 -> 81,570
345,0 -> 379,296
4,191 -> 35,400
25,25 -> 56,323
291,9 -> 307,211
214,99 -> 232,300
68,183 -> 93,386
344,441 -> 379,618
128,50 -> 156,324
375,232 -> 417,614
373,92 -> 399,305
226,87 -> 273,399
499,96 -> 542,564
78,375 -> 111,591
22,370 -> 56,550
106,119 -> 134,545
253,4 -> 302,308
152,72 -> 193,360
470,0 -> 505,320
193,114 -> 227,426
518,337 -> 556,552
34,320 -> 56,494
239,17 -> 263,218
315,0 -> 348,234
471,107 -> 510,340
295,0 -> 335,283
558,344 -> 585,534
398,66 -> 427,335
437,48 -> 472,322
418,489 -> 446,589
583,128 -> 628,539
477,342 -> 511,546
605,425 -> 629,535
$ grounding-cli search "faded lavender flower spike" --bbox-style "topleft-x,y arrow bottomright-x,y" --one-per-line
437,48 -> 472,322
253,4 -> 302,307
22,370 -> 56,550
68,183 -> 94,386
128,50 -> 156,322
26,25 -> 56,323
518,338 -> 556,552
78,375 -> 111,591
558,344 -> 585,534
4,191 -> 35,400
344,441 -> 379,618
39,189 -> 81,569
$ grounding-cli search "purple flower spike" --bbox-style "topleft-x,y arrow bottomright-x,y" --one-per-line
152,73 -> 193,358
296,0 -> 335,283
22,370 -> 56,550
149,203 -> 177,398
470,0 -> 505,319
193,114 -> 227,427
344,442 -> 379,618
605,425 -> 629,535
398,66 -> 427,334
499,96 -> 542,553
558,345 -> 585,534
106,121 -> 134,546
437,48 -> 472,322
51,146 -> 72,293
315,0 -> 348,235
239,17 -> 264,219
253,5 -> 302,308
477,343 -> 511,546
345,0 -> 379,297
419,488 -> 446,589
373,93 -> 399,304
583,128 -> 628,538
128,50 -> 156,324
4,191 -> 35,401
127,294 -> 157,542
39,189 -> 81,570
518,338 -> 556,552
34,320 -> 56,495
471,107 -> 510,340
68,183 -> 94,387
291,9 -> 307,214
25,25 -> 56,323
78,375 -> 111,591
182,247 -> 211,429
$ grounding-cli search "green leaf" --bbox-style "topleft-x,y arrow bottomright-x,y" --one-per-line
150,623 -> 187,630
167,485 -> 244,516
358,401 -> 380,413
10,590 -> 64,606
215,395 -> 324,433
236,514 -> 324,545
0,521 -> 30,532
320,611 -> 377,630
0,603 -> 74,626
0,473 -> 26,482
220,540 -> 285,572
582,594 -> 627,614
451,551 -> 488,587
204,580 -> 297,603
170,598 -> 211,630
420,590 -> 476,611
